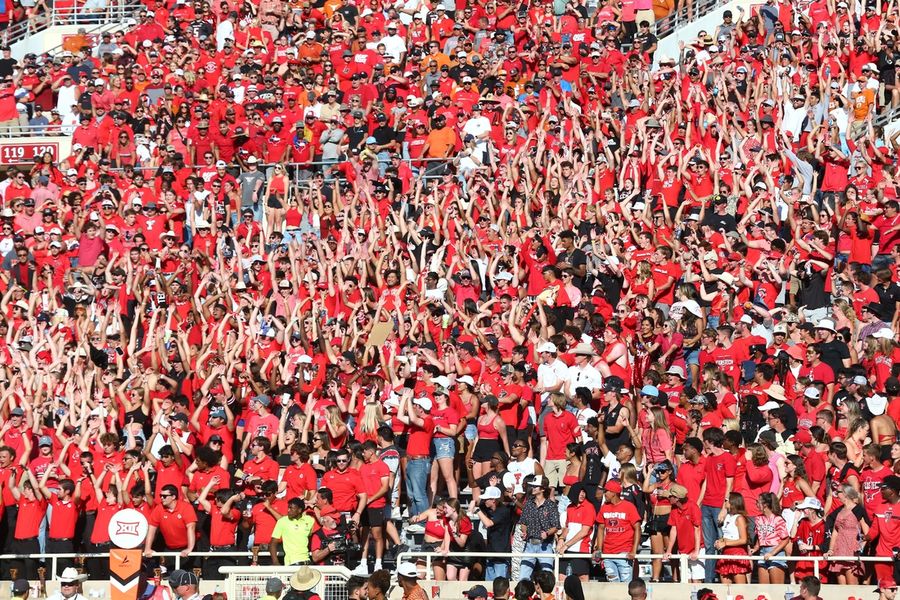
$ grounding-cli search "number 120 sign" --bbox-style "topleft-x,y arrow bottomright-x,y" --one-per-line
0,142 -> 58,164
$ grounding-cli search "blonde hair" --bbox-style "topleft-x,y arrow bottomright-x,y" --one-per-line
649,406 -> 670,434
637,261 -> 651,280
619,463 -> 640,486
550,393 -> 568,410
325,405 -> 343,432
832,298 -> 857,327
358,402 -> 385,437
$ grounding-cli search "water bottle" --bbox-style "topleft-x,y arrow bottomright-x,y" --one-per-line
726,585 -> 733,600
691,585 -> 699,600
784,588 -> 794,600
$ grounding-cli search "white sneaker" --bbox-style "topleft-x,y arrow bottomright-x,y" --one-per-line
461,486 -> 473,494
351,563 -> 369,576
406,523 -> 425,534
373,561 -> 382,571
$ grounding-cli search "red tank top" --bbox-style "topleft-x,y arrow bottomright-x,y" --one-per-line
477,416 -> 499,439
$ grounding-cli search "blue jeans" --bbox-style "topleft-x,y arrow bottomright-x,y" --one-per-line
484,559 -> 509,581
603,558 -> 632,582
519,540 -> 554,580
701,504 -> 723,583
406,457 -> 431,518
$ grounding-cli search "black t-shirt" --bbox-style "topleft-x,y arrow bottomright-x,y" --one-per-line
702,211 -> 738,233
344,125 -> 369,153
556,247 -> 587,290
482,503 -> 513,552
595,271 -> 624,307
636,31 -> 658,54
372,125 -> 397,147
818,339 -> 850,377
583,439 -> 603,486
798,269 -> 829,310
878,50 -> 898,86
875,281 -> 900,322
0,58 -> 17,79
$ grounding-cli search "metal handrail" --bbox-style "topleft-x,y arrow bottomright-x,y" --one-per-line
396,550 -> 893,582
655,0 -> 730,39
0,550 -> 253,579
2,1 -> 143,47
1,124 -> 70,137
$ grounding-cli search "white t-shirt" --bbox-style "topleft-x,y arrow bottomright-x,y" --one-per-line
462,116 -> 492,149
565,364 -> 603,394
506,457 -> 540,494
576,406 -> 598,443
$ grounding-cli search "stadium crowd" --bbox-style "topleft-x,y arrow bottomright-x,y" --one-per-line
3,0 -> 900,591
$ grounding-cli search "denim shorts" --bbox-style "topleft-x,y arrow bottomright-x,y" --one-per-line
432,437 -> 456,460
465,423 -> 477,441
758,546 -> 788,569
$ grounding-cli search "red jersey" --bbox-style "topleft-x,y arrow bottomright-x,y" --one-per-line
596,499 -> 640,553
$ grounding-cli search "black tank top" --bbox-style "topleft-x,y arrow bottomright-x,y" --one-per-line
603,403 -> 629,454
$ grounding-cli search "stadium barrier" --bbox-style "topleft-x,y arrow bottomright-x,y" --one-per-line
396,550 -> 894,582
218,566 -> 353,600
2,2 -> 139,46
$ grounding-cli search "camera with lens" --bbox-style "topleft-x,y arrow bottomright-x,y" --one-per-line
321,518 -> 361,563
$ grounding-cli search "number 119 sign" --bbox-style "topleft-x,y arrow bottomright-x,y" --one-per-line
0,142 -> 59,164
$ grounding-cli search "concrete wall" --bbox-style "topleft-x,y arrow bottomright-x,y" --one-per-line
11,23 -> 130,59
655,0 -> 761,64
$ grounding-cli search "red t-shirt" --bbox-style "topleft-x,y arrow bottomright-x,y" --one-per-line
48,495 -> 79,539
209,504 -> 241,547
544,410 -> 580,460
189,466 -> 231,503
92,498 -> 120,544
320,468 -> 365,513
702,451 -> 737,508
359,459 -> 391,509
15,497 -> 47,539
668,502 -> 702,553
596,499 -> 641,553
676,457 -> 707,504
243,456 -> 280,487
149,500 -> 197,549
565,500 -> 597,553
283,462 -> 317,500
251,498 -> 288,545
407,416 -> 435,456
153,460 -> 189,498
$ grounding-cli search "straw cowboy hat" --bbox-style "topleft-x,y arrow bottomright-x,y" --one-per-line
289,566 -> 321,591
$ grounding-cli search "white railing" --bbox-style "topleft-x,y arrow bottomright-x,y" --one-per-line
397,550 -> 891,582
2,2 -> 143,47
0,124 -> 71,137
219,566 -> 352,600
655,0 -> 731,39
0,550 -> 252,579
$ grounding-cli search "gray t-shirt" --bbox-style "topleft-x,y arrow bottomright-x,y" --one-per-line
319,126 -> 345,161
238,169 -> 266,207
